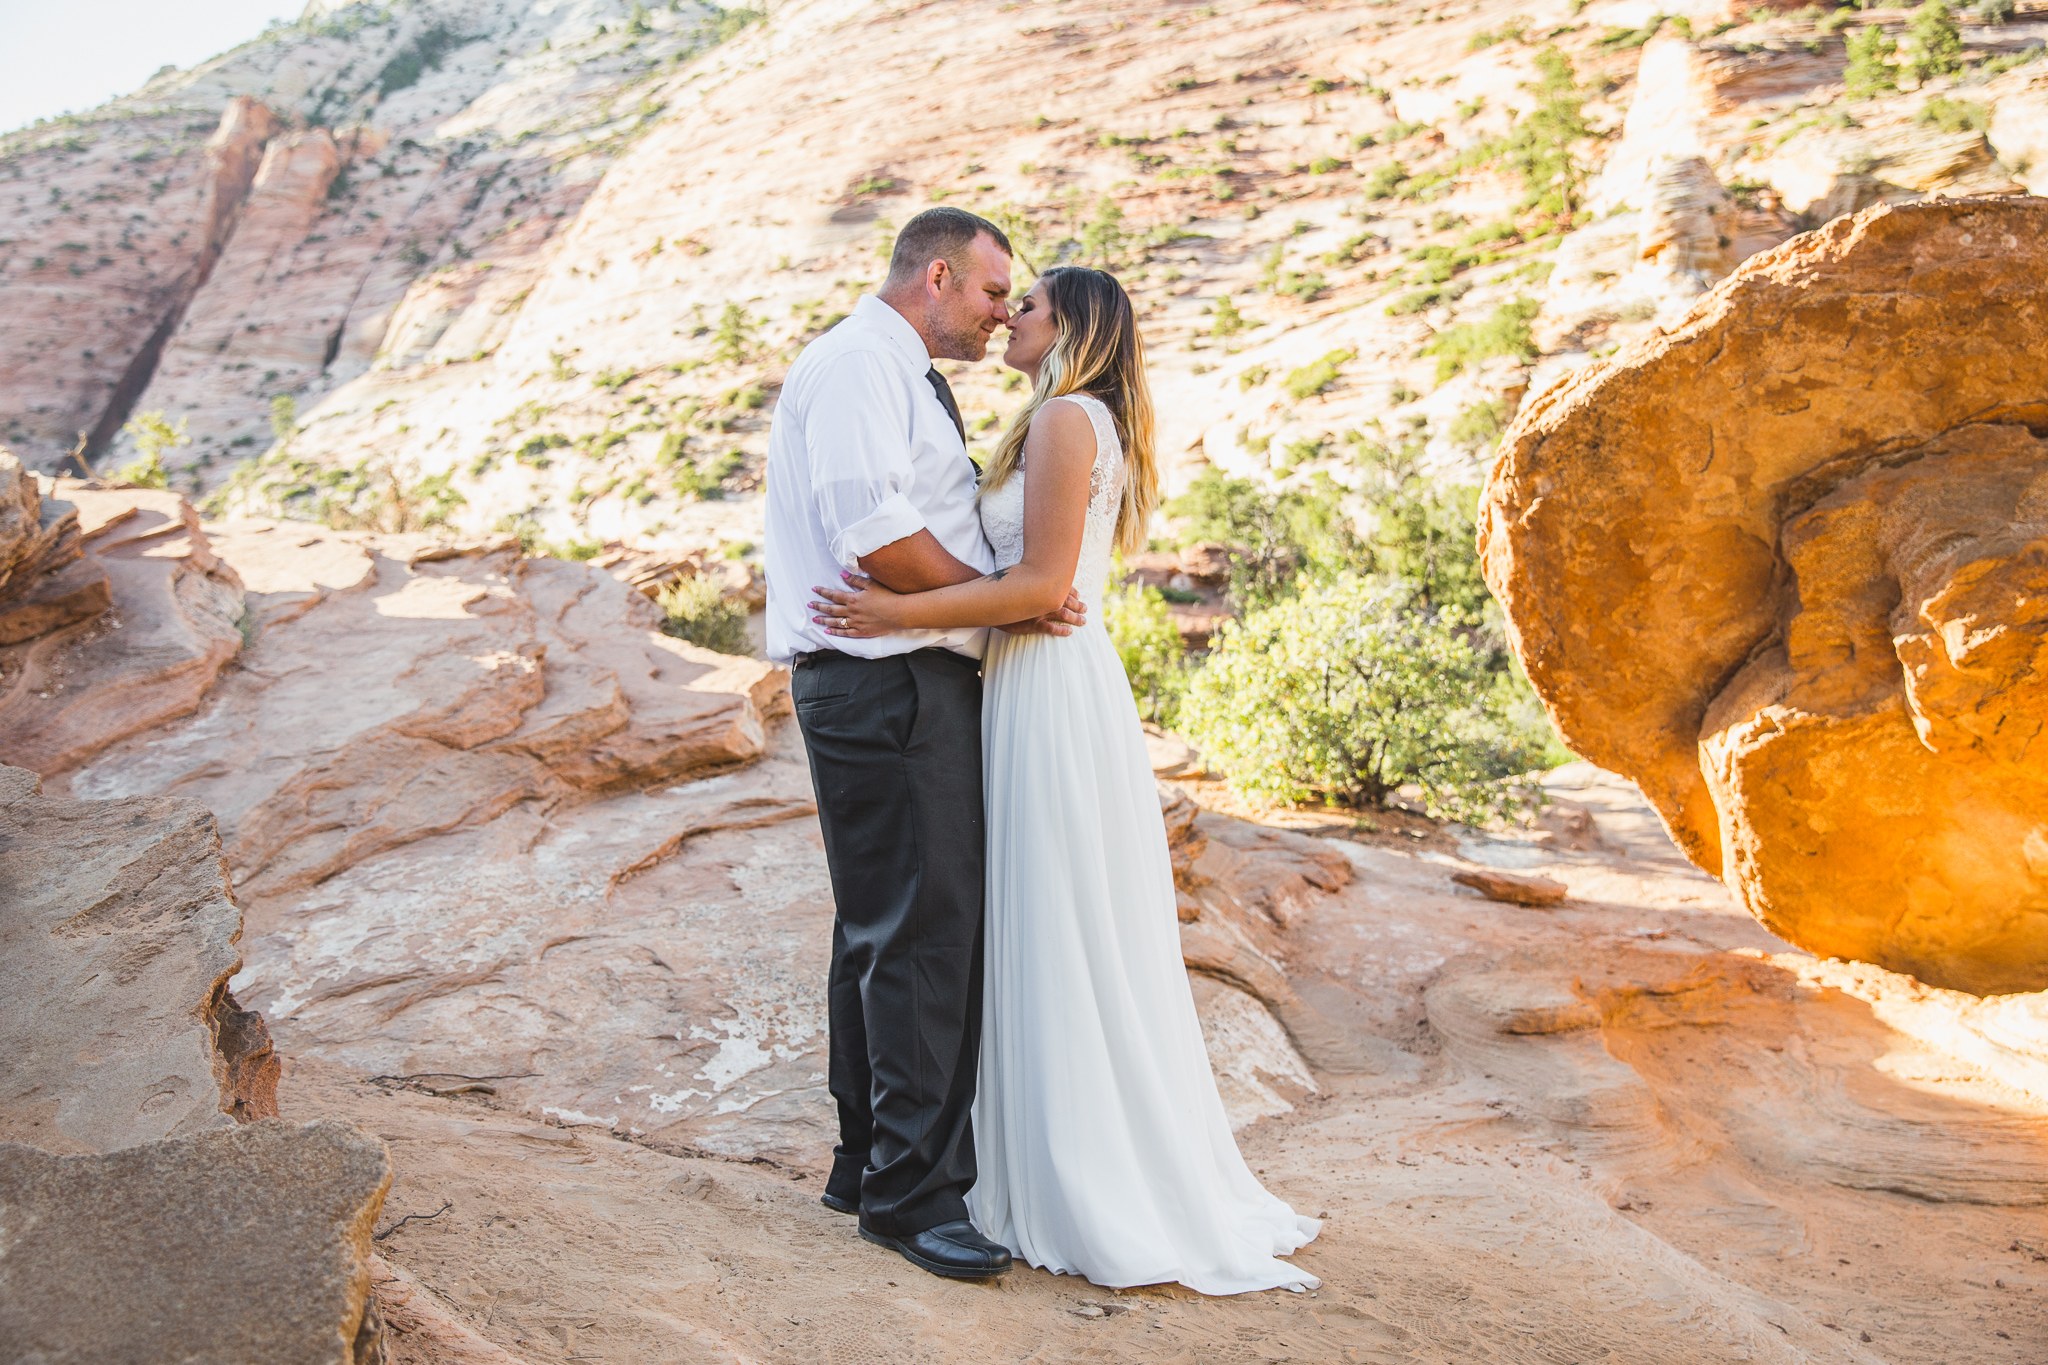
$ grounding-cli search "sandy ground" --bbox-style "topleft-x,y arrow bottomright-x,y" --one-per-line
278,766 -> 2048,1365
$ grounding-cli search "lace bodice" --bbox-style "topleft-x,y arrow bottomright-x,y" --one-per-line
978,392 -> 1127,618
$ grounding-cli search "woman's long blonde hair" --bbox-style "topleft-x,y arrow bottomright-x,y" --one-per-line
980,266 -> 1158,557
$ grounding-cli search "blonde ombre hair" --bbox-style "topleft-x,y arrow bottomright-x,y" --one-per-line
979,266 -> 1158,557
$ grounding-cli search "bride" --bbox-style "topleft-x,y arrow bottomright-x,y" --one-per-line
807,265 -> 1320,1295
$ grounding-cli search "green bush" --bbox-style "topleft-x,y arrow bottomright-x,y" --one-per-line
657,574 -> 751,655
1916,96 -> 1989,132
1164,469 -> 1362,608
1845,25 -> 1900,98
712,303 -> 758,364
1451,47 -> 1591,224
1179,575 -> 1544,816
1210,295 -> 1250,336
1283,349 -> 1356,400
1448,398 -> 1509,452
1104,576 -> 1187,725
1422,297 -> 1539,382
1348,438 -> 1493,619
1904,0 -> 1963,81
1361,162 -> 1410,200
118,410 -> 187,487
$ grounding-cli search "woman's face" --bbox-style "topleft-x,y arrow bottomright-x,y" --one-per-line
1001,279 -> 1057,378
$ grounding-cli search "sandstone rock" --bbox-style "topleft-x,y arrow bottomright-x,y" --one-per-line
1451,867 -> 1571,907
1145,726 -> 1204,778
1989,71 -> 2048,197
0,484 -> 244,775
0,763 -> 277,1154
1700,424 -> 2048,993
1746,124 -> 2019,221
66,530 -> 785,897
1480,197 -> 2048,993
0,452 -> 111,644
0,1119 -> 391,1365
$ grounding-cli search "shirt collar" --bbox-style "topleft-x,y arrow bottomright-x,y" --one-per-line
853,294 -> 935,373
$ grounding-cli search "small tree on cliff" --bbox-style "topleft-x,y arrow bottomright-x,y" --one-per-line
1497,47 -> 1592,225
1904,1 -> 1964,82
1845,25 -> 1902,99
116,411 -> 186,489
270,394 -> 299,448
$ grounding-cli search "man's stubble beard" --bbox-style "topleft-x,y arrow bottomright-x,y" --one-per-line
929,288 -> 993,362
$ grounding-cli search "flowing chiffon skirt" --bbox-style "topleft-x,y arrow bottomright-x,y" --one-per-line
966,620 -> 1320,1295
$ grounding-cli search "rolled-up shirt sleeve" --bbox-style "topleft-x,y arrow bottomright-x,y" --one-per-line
807,350 -> 928,571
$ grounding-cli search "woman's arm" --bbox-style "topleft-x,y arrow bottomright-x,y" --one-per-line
810,399 -> 1097,635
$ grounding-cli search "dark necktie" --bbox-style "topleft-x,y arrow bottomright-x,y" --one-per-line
925,366 -> 968,446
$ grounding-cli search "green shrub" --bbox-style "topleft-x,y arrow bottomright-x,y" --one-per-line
1164,468 -> 1362,608
1916,96 -> 1989,131
1210,295 -> 1250,336
118,410 -> 187,487
1283,349 -> 1356,400
1845,25 -> 1900,98
1348,438 -> 1492,618
1361,162 -> 1411,199
712,6 -> 765,42
1979,0 -> 2016,23
1104,576 -> 1187,725
1180,575 -> 1543,815
1448,398 -> 1509,452
657,574 -> 751,654
712,303 -> 758,364
1422,297 -> 1539,382
376,25 -> 462,98
1386,283 -> 1465,315
1904,0 -> 1963,81
1492,47 -> 1591,221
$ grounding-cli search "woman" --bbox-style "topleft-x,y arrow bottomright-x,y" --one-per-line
808,265 -> 1319,1295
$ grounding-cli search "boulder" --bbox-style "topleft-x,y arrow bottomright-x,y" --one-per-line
0,451 -> 111,645
0,764 -> 278,1154
1479,197 -> 2048,994
0,483 -> 244,775
0,1119 -> 391,1365
1451,867 -> 1570,907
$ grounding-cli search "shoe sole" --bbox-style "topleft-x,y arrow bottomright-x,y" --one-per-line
858,1226 -> 1012,1279
820,1193 -> 858,1216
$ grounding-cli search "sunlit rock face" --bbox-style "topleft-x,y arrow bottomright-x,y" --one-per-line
1480,197 -> 2048,995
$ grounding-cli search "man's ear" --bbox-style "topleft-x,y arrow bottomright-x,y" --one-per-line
924,257 -> 950,300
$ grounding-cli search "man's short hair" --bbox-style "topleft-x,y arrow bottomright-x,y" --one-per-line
885,207 -> 1013,284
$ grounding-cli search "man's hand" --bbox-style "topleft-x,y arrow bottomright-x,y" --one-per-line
996,587 -> 1087,638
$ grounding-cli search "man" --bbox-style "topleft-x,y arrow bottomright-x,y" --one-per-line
764,207 -> 1084,1279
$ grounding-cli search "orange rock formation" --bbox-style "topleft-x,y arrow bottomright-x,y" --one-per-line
1480,197 -> 2048,994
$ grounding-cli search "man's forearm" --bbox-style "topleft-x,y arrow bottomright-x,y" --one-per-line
857,529 -> 982,593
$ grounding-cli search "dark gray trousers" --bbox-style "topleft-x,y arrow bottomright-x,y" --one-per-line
791,647 -> 985,1236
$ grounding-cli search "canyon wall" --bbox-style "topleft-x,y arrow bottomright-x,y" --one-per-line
4,0 -> 2043,563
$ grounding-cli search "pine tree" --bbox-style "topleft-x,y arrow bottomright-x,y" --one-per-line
1498,47 -> 1592,223
1844,25 -> 1901,99
1904,0 -> 1964,82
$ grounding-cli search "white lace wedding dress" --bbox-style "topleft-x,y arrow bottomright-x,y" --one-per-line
966,392 -> 1320,1295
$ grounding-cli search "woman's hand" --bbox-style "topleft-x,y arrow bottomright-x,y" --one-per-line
810,572 -> 906,638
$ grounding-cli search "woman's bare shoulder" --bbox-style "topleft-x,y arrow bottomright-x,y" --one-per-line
1026,394 -> 1100,443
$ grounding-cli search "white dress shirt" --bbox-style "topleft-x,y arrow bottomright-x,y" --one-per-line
764,294 -> 995,664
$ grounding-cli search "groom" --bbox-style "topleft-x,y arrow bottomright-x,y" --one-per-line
764,207 -> 1083,1279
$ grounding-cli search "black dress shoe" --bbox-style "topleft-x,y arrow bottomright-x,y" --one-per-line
859,1218 -> 1013,1279
820,1191 -> 858,1215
